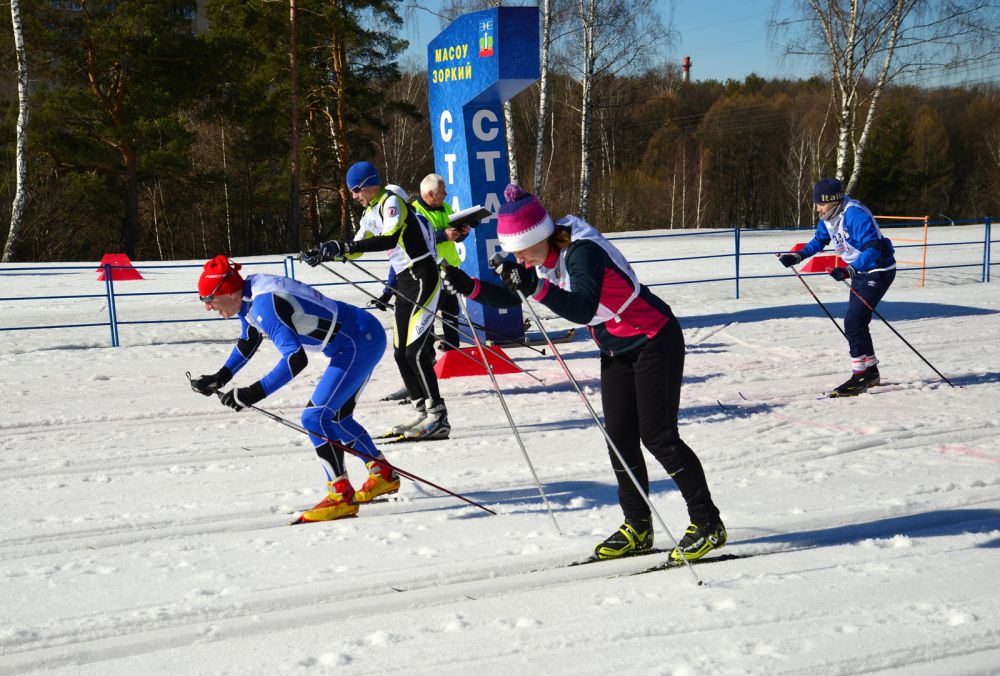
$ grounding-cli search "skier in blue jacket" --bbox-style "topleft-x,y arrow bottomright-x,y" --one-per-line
189,255 -> 398,522
779,179 -> 897,397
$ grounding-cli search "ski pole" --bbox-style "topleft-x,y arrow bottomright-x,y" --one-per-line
837,279 -> 957,388
513,289 -> 703,585
780,257 -> 848,341
455,289 -> 563,535
305,255 -> 544,385
191,378 -> 497,515
344,256 -> 549,357
435,302 -> 546,356
326,257 -> 542,384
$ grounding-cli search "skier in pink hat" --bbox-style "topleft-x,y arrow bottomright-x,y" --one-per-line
441,185 -> 726,563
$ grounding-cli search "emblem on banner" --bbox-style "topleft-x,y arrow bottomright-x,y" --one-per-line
479,20 -> 494,57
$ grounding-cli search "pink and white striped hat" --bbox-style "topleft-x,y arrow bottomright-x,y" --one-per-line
496,184 -> 554,252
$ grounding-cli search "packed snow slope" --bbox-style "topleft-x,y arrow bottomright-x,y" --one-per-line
1,226 -> 999,676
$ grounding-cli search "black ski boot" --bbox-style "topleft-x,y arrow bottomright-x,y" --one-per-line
594,517 -> 653,560
670,521 -> 727,563
381,386 -> 410,403
862,364 -> 880,387
830,372 -> 869,397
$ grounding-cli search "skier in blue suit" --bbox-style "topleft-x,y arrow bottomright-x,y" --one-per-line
189,255 -> 398,522
779,179 -> 897,397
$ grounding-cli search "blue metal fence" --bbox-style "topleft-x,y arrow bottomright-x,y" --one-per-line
0,218 -> 994,347
607,218 -> 996,300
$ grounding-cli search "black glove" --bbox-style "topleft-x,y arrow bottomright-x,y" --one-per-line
829,265 -> 856,282
368,291 -> 393,311
220,383 -> 265,412
497,260 -> 539,296
440,265 -> 476,296
778,252 -> 802,268
303,240 -> 353,267
190,367 -> 232,396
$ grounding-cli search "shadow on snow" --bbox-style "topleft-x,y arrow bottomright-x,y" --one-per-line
739,508 -> 1000,550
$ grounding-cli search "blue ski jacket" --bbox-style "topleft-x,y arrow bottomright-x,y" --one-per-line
223,274 -> 364,396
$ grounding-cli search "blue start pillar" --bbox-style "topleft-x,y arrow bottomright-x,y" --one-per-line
427,6 -> 539,343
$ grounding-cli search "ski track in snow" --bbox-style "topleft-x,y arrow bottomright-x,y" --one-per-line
2,228 -> 1000,675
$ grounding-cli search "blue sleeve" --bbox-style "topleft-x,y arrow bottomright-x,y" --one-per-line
250,295 -> 308,396
223,315 -> 262,376
384,267 -> 397,295
844,208 -> 886,272
798,222 -> 830,259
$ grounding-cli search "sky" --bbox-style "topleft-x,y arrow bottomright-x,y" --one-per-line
399,0 -> 820,82
2,225 -> 999,674
399,0 -> 1000,86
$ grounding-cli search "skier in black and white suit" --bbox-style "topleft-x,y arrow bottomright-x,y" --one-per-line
305,161 -> 450,440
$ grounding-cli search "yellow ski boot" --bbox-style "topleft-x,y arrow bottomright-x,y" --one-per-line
355,458 -> 401,503
294,478 -> 359,524
594,517 -> 653,560
669,521 -> 727,563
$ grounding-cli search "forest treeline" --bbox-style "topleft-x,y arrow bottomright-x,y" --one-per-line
1,2 -> 999,262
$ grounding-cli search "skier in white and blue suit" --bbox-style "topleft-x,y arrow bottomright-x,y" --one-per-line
190,255 -> 399,523
779,178 -> 897,397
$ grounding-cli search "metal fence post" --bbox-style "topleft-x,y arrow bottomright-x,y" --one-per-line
104,263 -> 120,347
734,225 -> 741,299
288,255 -> 296,280
920,214 -> 928,287
986,216 -> 992,283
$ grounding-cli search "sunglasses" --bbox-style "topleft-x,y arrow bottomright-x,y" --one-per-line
199,270 -> 234,303
349,176 -> 376,194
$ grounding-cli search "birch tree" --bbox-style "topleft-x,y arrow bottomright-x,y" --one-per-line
289,0 -> 301,253
532,0 -> 552,196
3,0 -> 28,263
569,0 -> 666,218
783,0 -> 1000,193
575,0 -> 596,216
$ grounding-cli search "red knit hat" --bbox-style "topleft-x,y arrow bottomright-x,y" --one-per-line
198,255 -> 244,299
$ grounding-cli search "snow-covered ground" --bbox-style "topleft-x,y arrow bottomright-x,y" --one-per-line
1,225 -> 999,675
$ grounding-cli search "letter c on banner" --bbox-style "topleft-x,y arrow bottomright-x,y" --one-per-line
472,109 -> 499,142
440,110 -> 453,143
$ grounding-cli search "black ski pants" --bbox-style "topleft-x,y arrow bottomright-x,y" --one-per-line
600,317 -> 720,526
393,261 -> 442,405
437,288 -> 460,349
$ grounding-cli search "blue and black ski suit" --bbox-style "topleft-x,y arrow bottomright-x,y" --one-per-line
222,274 -> 386,479
799,197 -> 896,372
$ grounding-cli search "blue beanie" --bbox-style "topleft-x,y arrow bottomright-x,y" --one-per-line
813,178 -> 844,204
346,161 -> 381,191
